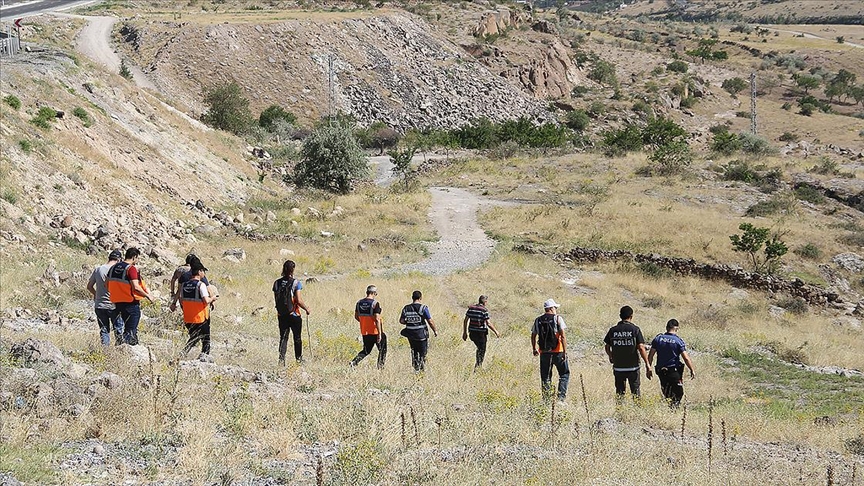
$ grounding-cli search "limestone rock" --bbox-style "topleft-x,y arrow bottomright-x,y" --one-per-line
833,253 -> 864,273
10,338 -> 69,369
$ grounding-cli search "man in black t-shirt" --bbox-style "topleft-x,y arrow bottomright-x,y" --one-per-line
603,306 -> 652,400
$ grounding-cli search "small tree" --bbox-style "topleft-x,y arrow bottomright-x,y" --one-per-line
721,77 -> 748,97
794,74 -> 821,94
389,146 -> 418,191
201,81 -> 253,135
666,60 -> 689,73
730,223 -> 788,274
292,121 -> 369,193
588,60 -> 618,88
711,130 -> 741,156
641,117 -> 687,149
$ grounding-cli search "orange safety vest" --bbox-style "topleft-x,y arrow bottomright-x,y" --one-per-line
355,298 -> 380,336
134,277 -> 149,302
180,279 -> 209,324
106,261 -> 135,304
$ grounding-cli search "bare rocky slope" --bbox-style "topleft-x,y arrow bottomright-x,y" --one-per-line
118,11 -> 552,130
0,44 -> 260,262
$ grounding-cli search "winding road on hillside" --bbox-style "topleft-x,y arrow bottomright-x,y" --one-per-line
769,28 -> 864,49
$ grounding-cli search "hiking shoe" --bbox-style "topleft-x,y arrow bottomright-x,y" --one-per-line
198,353 -> 214,363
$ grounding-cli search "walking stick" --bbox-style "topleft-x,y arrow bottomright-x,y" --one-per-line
305,313 -> 313,360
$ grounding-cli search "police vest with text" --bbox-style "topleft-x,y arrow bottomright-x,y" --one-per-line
400,304 -> 429,340
181,280 -> 209,324
356,298 -> 380,336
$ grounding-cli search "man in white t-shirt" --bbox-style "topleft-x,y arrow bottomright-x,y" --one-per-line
86,249 -> 125,346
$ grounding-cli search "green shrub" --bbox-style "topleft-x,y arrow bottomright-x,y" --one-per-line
641,117 -> 687,148
679,96 -> 697,109
3,94 -> 21,110
119,59 -> 133,80
587,101 -> 606,118
18,140 -> 31,153
735,111 -> 751,118
666,60 -> 688,73
201,81 -> 253,135
647,140 -> 693,175
602,125 -> 643,157
1,189 -> 18,204
30,107 -> 57,130
745,192 -> 795,217
72,107 -> 92,127
778,131 -> 797,142
711,130 -> 741,156
793,185 -> 824,204
809,157 -> 839,175
292,120 -> 369,193
793,243 -> 821,259
564,109 -> 590,132
588,60 -> 618,87
258,104 -> 296,132
738,132 -> 776,158
631,99 -> 653,117
722,77 -> 748,96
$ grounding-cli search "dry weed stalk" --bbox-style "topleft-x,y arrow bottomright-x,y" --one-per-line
708,397 -> 714,473
316,455 -> 324,486
827,464 -> 834,486
579,374 -> 591,424
721,419 -> 728,456
852,463 -> 857,485
550,398 -> 557,449
148,347 -> 162,431
680,403 -> 687,441
434,416 -> 443,449
410,406 -> 419,447
400,412 -> 407,448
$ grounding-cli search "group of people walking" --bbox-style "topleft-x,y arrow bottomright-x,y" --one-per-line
89,253 -> 695,407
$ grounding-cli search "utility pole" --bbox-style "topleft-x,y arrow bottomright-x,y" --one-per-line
327,53 -> 334,125
749,72 -> 757,135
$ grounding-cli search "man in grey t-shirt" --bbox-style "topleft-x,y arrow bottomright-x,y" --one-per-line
86,250 -> 125,346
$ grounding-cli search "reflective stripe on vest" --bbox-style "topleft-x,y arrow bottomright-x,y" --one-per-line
181,280 -> 208,324
356,298 -> 379,335
106,261 -> 134,303
402,304 -> 427,329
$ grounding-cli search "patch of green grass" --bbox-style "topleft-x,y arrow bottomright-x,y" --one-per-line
0,443 -> 58,483
72,107 -> 92,127
1,188 -> 18,204
18,140 -> 32,153
30,107 -> 57,130
722,348 -> 864,417
3,94 -> 21,110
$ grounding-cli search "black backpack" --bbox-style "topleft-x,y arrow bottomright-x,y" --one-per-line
536,314 -> 560,352
274,278 -> 297,315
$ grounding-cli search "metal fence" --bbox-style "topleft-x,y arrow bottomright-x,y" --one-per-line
0,30 -> 21,57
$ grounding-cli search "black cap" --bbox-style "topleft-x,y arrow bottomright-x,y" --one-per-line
108,249 -> 123,261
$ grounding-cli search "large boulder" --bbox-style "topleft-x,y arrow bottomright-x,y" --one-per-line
10,338 -> 69,369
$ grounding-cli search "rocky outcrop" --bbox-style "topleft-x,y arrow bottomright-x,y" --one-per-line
792,174 -> 864,212
509,39 -> 582,99
472,8 -> 531,37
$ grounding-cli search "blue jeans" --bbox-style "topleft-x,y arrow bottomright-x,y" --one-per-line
116,302 -> 141,345
540,352 -> 570,401
95,307 -> 124,346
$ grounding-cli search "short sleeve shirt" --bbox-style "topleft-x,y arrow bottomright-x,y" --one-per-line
603,321 -> 645,371
126,265 -> 140,281
530,315 -> 567,334
272,278 -> 303,316
465,305 -> 490,332
88,263 -> 116,310
651,332 -> 686,369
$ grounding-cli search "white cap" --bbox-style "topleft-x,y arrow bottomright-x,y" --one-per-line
543,299 -> 560,309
